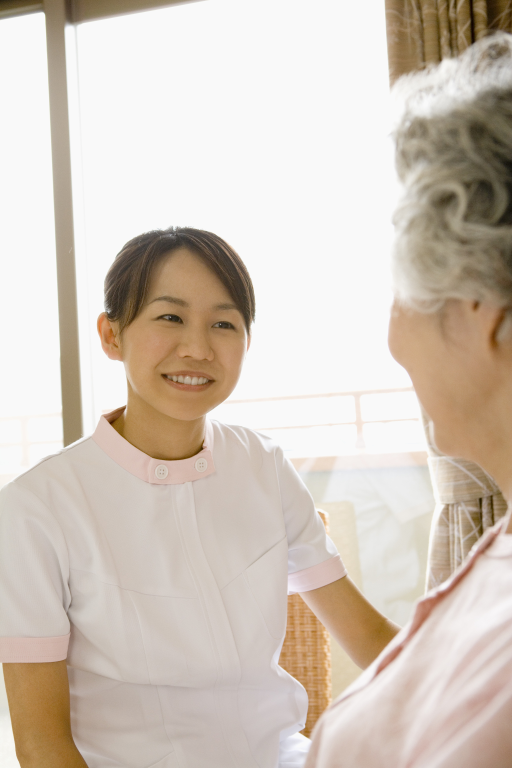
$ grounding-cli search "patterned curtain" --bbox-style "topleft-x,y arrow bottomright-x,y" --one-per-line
385,0 -> 512,84
422,413 -> 508,589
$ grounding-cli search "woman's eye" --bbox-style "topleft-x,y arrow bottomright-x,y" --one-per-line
214,321 -> 235,329
160,314 -> 183,324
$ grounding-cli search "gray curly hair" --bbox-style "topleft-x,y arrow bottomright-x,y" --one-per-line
392,33 -> 512,314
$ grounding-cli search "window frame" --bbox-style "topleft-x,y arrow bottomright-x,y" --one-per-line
0,0 -> 200,444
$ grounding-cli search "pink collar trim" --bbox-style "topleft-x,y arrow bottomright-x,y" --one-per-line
92,407 -> 216,485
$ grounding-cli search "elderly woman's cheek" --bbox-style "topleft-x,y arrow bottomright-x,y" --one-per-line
387,306 -> 408,368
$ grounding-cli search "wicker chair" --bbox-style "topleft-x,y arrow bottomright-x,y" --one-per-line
279,509 -> 331,737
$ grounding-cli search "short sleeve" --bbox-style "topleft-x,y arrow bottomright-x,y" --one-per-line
0,481 -> 71,662
274,447 -> 347,594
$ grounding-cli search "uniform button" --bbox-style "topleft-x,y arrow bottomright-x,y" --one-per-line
155,464 -> 168,479
195,457 -> 208,473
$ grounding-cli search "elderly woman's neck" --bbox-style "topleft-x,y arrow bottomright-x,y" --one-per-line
466,407 -> 512,524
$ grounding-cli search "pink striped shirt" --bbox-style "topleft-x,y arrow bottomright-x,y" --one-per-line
306,520 -> 512,768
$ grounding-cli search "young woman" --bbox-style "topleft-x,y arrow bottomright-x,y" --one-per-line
0,227 -> 398,768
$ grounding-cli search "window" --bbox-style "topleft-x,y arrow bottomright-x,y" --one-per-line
0,12 -> 63,488
76,0 -> 412,432
0,7 -> 61,762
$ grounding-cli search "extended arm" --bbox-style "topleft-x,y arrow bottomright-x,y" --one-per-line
300,575 -> 400,669
3,661 -> 88,768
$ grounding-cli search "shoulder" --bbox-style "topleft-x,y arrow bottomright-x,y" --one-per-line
209,420 -> 302,493
0,434 -> 96,504
210,420 -> 282,458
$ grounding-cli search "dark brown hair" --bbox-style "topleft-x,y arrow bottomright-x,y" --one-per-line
104,226 -> 256,332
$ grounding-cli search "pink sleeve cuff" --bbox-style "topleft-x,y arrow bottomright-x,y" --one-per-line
288,554 -> 347,594
0,633 -> 70,663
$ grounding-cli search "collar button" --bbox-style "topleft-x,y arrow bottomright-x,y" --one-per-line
195,458 -> 208,473
155,464 -> 168,479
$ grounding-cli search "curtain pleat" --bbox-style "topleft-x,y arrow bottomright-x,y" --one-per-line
386,0 -> 512,84
474,1 -> 489,39
488,0 -> 512,32
421,411 -> 508,588
385,1 -> 424,82
423,0 -> 441,64
438,1 -> 452,59
427,495 -> 508,588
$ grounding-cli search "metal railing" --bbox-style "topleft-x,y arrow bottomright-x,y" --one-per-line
0,413 -> 63,470
0,386 -> 423,476
214,386 -> 420,453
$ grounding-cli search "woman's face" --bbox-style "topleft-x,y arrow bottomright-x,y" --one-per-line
388,299 -> 501,458
105,248 -> 250,423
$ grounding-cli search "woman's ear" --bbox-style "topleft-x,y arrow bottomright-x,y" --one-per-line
97,313 -> 123,361
494,309 -> 512,346
246,332 -> 252,352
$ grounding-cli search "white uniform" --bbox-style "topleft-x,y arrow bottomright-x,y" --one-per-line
0,408 -> 346,768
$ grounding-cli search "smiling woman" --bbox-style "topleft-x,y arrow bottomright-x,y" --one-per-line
0,224 -> 399,768
97,227 -> 253,460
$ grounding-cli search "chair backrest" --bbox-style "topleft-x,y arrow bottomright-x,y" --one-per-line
279,509 -> 331,737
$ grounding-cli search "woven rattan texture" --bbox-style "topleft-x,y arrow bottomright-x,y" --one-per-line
279,510 -> 331,737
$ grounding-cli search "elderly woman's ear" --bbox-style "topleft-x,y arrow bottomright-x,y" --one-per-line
494,307 -> 512,346
441,299 -> 512,353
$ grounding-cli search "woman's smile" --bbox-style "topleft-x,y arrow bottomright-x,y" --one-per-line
162,370 -> 213,391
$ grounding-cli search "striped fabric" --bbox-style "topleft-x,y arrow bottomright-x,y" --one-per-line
421,411 -> 508,589
385,0 -> 512,84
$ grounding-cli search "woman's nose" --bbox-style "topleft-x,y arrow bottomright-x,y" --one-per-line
176,327 -> 214,361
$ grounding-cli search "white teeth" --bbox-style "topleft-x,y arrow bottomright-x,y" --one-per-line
166,375 -> 209,385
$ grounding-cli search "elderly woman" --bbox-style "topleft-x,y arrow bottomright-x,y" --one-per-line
305,33 -> 512,768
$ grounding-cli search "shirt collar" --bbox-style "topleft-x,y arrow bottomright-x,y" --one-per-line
92,406 -> 216,485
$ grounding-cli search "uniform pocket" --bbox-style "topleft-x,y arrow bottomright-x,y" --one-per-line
244,536 -> 289,640
69,569 -> 150,683
129,592 -> 216,687
69,570 -> 216,687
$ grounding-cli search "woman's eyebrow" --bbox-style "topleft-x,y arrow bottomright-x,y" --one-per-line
148,295 -> 188,307
149,296 -> 239,312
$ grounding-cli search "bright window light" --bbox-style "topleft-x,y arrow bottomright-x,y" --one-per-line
76,0 -> 417,455
0,13 -> 63,485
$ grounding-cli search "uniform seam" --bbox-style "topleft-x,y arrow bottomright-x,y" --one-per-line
155,687 -> 183,767
219,535 -> 288,591
173,484 -> 246,768
125,590 -> 153,684
68,568 -> 198,598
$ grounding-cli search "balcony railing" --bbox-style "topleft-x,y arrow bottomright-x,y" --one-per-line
0,387 -> 427,487
0,413 -> 63,480
211,386 -> 427,462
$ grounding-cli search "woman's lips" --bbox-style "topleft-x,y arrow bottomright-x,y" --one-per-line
162,373 -> 213,392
